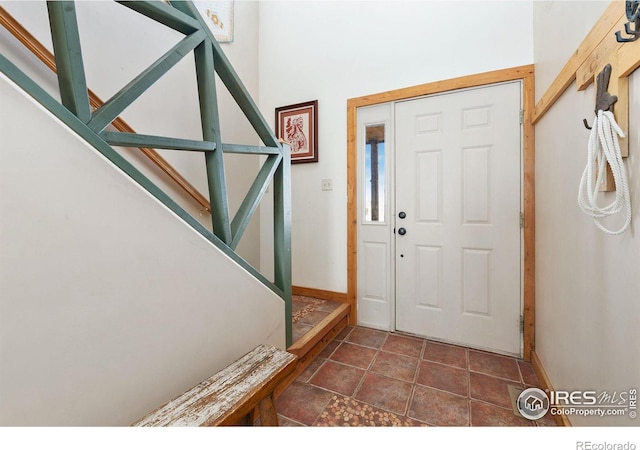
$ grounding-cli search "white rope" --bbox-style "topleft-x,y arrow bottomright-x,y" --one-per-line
578,110 -> 631,235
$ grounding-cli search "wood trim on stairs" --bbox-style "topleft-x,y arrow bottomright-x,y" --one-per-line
292,285 -> 347,303
275,303 -> 351,399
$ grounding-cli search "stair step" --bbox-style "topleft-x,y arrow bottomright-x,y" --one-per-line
275,303 -> 350,398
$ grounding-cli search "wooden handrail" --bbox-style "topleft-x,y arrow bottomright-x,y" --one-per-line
0,6 -> 211,213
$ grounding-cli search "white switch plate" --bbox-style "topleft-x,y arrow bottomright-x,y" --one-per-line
321,178 -> 333,191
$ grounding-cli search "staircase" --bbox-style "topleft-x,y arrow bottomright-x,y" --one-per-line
0,0 -> 293,426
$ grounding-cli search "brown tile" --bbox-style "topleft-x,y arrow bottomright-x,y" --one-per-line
517,360 -> 539,386
382,334 -> 424,358
355,372 -> 413,416
315,300 -> 343,313
417,360 -> 468,397
310,361 -> 366,397
315,395 -> 422,427
297,309 -> 330,326
371,351 -> 419,383
291,297 -> 307,313
277,415 -> 305,426
408,385 -> 469,426
470,372 -> 521,410
423,341 -> 467,368
335,326 -> 353,341
345,327 -> 388,349
276,382 -> 334,426
318,340 -> 339,359
469,350 -> 520,381
297,357 -> 325,383
470,401 -> 534,426
292,323 -> 313,342
330,342 -> 378,369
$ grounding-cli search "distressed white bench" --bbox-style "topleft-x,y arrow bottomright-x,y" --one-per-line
132,345 -> 297,426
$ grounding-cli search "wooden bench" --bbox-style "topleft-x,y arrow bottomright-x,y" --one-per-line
132,345 -> 297,426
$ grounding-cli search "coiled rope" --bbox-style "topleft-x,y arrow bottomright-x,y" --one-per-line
578,110 -> 631,235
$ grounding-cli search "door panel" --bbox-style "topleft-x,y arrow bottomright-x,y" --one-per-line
356,104 -> 394,330
395,82 -> 522,356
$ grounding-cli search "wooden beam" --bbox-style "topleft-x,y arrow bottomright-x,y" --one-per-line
171,0 -> 279,148
346,102 -> 358,326
116,0 -> 201,35
230,154 -> 282,249
292,286 -> 348,303
194,39 -> 232,243
46,1 -> 91,123
522,70 -> 536,362
348,65 -> 534,109
533,1 -> 626,124
221,143 -> 280,155
274,144 -> 293,347
102,131 -> 216,152
88,29 -> 206,133
618,36 -> 640,78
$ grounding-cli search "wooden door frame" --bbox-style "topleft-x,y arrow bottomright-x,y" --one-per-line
346,65 -> 536,361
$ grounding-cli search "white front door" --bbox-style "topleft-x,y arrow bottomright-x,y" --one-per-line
394,82 -> 522,355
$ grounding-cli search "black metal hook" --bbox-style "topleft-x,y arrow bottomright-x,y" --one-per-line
615,0 -> 640,42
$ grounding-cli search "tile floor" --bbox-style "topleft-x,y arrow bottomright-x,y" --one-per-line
291,295 -> 345,342
281,300 -> 556,427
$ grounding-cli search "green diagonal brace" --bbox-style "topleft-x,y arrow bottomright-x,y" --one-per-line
116,0 -> 201,35
230,154 -> 282,249
194,39 -> 232,244
88,29 -> 205,134
46,1 -> 91,123
169,1 -> 279,148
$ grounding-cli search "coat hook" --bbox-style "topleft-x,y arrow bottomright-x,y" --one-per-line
583,64 -> 617,131
615,0 -> 640,42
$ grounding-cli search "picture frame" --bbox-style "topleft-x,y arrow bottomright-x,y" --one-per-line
275,100 -> 318,164
192,1 -> 234,43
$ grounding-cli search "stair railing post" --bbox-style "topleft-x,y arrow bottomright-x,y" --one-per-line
274,143 -> 292,347
46,0 -> 91,123
194,39 -> 232,244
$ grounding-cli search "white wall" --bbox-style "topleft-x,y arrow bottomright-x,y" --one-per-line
0,0 -> 263,268
533,1 -> 640,426
258,0 -> 534,292
0,73 -> 285,426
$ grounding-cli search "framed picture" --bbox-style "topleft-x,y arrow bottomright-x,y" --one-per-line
192,1 -> 234,43
275,100 -> 318,164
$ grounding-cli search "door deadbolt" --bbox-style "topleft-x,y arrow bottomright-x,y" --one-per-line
398,227 -> 407,236
398,211 -> 406,219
